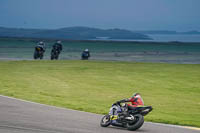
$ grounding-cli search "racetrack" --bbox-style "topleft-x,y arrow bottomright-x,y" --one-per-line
0,95 -> 199,133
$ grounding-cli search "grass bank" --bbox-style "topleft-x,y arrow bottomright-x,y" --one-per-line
0,60 -> 199,127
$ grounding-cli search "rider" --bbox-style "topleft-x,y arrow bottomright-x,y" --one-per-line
36,41 -> 46,52
81,49 -> 90,60
52,40 -> 63,54
116,93 -> 144,110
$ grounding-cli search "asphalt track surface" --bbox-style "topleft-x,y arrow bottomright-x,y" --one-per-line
0,95 -> 199,133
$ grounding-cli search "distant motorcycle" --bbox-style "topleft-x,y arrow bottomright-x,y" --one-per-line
51,47 -> 60,60
33,46 -> 44,59
81,49 -> 90,60
100,95 -> 152,131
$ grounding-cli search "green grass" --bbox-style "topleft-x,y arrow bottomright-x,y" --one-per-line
0,60 -> 199,127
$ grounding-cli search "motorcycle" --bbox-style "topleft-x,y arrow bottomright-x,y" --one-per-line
33,46 -> 44,59
100,94 -> 152,131
51,45 -> 61,60
81,51 -> 90,60
51,49 -> 60,60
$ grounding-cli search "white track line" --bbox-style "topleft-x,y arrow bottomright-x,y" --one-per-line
0,125 -> 56,133
0,94 -> 200,131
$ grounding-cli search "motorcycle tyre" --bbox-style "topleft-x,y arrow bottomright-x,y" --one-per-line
34,51 -> 38,59
126,114 -> 144,131
55,55 -> 59,60
51,52 -> 54,60
40,54 -> 43,59
100,115 -> 111,127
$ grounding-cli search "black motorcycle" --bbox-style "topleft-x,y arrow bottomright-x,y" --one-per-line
100,99 -> 152,131
81,50 -> 90,60
51,44 -> 62,60
33,46 -> 44,59
51,49 -> 60,60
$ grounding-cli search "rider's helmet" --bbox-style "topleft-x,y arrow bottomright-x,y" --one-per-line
121,103 -> 128,111
38,41 -> 45,47
39,41 -> 44,45
131,93 -> 140,98
84,49 -> 89,52
57,40 -> 61,44
131,93 -> 144,106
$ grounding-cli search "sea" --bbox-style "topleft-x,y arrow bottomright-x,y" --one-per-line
93,34 -> 200,43
147,34 -> 200,42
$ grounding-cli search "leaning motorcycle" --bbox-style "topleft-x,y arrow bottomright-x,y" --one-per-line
51,45 -> 61,60
33,46 -> 44,59
51,47 -> 60,60
100,95 -> 152,131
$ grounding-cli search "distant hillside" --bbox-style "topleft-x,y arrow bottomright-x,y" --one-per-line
0,26 -> 151,40
134,30 -> 200,35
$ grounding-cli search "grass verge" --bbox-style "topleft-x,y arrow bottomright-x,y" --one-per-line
0,60 -> 199,127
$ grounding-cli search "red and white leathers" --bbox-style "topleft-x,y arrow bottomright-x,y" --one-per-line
119,93 -> 144,110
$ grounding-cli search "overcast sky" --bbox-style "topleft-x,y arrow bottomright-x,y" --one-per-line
0,0 -> 200,31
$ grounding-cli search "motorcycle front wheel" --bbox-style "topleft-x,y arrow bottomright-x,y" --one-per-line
33,51 -> 38,59
126,114 -> 144,131
100,115 -> 111,127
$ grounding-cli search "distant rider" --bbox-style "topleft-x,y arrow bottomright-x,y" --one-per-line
34,41 -> 46,59
116,93 -> 144,110
52,40 -> 63,54
36,41 -> 46,52
81,49 -> 90,60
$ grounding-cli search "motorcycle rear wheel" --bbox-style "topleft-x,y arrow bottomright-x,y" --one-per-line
126,114 -> 144,131
100,115 -> 111,127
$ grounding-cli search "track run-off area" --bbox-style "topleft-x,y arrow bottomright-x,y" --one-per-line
0,95 -> 199,133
